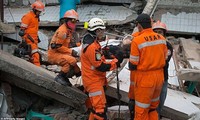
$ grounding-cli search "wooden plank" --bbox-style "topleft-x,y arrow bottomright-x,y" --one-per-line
0,50 -> 87,112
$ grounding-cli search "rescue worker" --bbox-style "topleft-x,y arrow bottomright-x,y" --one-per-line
19,0 -> 45,66
127,19 -> 154,120
152,21 -> 173,118
129,14 -> 167,120
81,18 -> 123,120
48,9 -> 81,86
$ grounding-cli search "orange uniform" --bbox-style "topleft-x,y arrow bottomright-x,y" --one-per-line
48,23 -> 80,74
81,33 -> 117,120
20,11 -> 40,66
129,28 -> 167,120
128,31 -> 140,100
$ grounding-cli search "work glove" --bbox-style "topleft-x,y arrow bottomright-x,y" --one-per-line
72,50 -> 79,57
107,45 -> 124,67
114,50 -> 124,67
110,58 -> 118,70
108,45 -> 121,56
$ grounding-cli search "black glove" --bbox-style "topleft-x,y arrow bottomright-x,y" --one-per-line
72,50 -> 79,57
18,29 -> 25,37
108,45 -> 120,55
114,50 -> 124,67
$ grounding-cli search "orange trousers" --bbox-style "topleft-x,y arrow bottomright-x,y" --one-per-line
26,41 -> 40,66
48,53 -> 80,73
128,71 -> 136,99
85,87 -> 106,120
31,52 -> 40,66
134,69 -> 164,120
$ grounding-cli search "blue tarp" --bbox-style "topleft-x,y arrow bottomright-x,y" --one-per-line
59,0 -> 80,19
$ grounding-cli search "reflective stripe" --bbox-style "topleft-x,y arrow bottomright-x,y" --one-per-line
135,100 -> 150,108
32,49 -> 38,54
89,91 -> 102,97
151,97 -> 159,102
62,33 -> 67,39
21,23 -> 28,28
129,55 -> 139,62
138,40 -> 166,49
130,81 -> 134,85
91,66 -> 95,70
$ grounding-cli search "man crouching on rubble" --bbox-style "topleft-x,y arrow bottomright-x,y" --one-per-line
48,9 -> 81,86
80,18 -> 123,120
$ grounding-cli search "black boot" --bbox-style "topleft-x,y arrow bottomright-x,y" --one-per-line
65,69 -> 75,78
64,77 -> 72,87
55,71 -> 72,86
75,71 -> 81,77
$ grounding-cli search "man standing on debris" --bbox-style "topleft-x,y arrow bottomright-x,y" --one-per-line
48,9 -> 81,86
19,0 -> 45,66
152,21 -> 173,118
129,14 -> 167,120
81,18 -> 123,120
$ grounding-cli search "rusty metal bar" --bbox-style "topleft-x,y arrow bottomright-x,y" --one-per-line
0,0 -> 4,22
1,31 -> 3,50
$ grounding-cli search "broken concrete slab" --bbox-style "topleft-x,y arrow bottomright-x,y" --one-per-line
0,50 -> 87,112
178,68 -> 200,81
0,21 -> 16,34
162,88 -> 200,120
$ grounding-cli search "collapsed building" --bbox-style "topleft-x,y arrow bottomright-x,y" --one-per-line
0,0 -> 200,120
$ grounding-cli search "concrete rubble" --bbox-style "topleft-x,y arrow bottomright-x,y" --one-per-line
0,50 -> 87,112
0,0 -> 200,120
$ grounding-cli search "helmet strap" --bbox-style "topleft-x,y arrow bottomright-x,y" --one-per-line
32,9 -> 40,18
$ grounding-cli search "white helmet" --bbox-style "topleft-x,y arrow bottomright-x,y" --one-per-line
88,18 -> 106,31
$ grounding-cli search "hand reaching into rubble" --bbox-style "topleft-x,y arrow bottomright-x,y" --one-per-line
122,35 -> 133,45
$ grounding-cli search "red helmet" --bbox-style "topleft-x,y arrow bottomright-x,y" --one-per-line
31,0 -> 45,12
63,9 -> 79,20
152,21 -> 167,31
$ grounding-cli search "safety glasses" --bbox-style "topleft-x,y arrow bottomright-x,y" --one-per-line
153,29 -> 164,36
70,18 -> 79,23
96,28 -> 105,33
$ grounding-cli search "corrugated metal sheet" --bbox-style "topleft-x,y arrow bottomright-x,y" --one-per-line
161,12 -> 200,33
4,0 -> 133,6
77,4 -> 135,22
4,5 -> 136,25
153,0 -> 200,34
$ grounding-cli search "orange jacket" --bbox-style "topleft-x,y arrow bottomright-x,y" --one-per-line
20,11 -> 39,44
129,28 -> 167,71
48,23 -> 73,55
81,34 -> 117,91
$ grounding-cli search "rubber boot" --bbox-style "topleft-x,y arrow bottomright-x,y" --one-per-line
75,71 -> 81,77
65,68 -> 75,78
64,77 -> 72,87
55,71 -> 72,86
